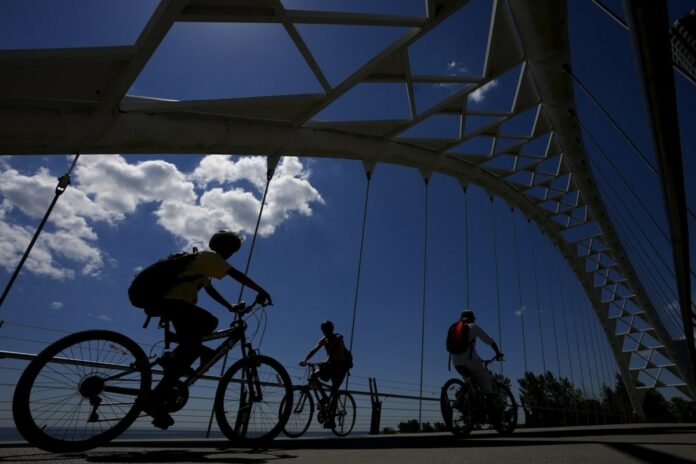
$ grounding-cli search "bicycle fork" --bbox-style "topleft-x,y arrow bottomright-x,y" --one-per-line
234,352 -> 264,437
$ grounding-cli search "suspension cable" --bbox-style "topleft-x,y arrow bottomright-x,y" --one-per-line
206,158 -> 276,438
591,161 -> 684,284
575,112 -> 670,242
561,255 -> 590,423
348,171 -> 372,353
345,170 -> 373,393
541,232 -> 563,377
527,220 -> 547,373
463,186 -> 470,307
553,245 -> 579,423
490,197 -> 504,376
573,276 -> 599,400
588,142 -> 696,283
565,65 -> 658,176
582,289 -> 611,399
418,177 -> 429,429
574,277 -> 604,423
0,154 -> 81,310
511,209 -> 528,373
605,196 -> 685,329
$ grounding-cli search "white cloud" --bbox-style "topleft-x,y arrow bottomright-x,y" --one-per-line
469,80 -> 499,103
446,60 -> 468,73
0,155 -> 323,280
167,155 -> 324,245
87,313 -> 113,322
50,301 -> 63,310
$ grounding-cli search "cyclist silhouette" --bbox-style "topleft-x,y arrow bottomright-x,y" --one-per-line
299,320 -> 350,429
139,230 -> 272,429
450,310 -> 504,419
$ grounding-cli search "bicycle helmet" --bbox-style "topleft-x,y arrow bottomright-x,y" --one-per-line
320,320 -> 334,334
460,310 -> 476,322
209,230 -> 243,258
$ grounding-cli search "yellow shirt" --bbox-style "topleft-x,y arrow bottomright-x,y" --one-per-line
163,250 -> 231,304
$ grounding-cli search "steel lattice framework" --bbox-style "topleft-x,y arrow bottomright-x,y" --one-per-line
0,0 -> 693,412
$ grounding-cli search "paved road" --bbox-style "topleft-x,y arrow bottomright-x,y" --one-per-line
1,424 -> 694,464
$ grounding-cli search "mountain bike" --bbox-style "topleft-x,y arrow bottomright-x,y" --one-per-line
12,302 -> 292,452
440,357 -> 517,437
281,362 -> 356,437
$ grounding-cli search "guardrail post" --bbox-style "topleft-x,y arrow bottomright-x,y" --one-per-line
368,377 -> 382,434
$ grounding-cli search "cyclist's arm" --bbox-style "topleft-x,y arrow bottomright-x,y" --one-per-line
473,325 -> 503,357
302,338 -> 325,363
226,266 -> 272,304
204,283 -> 235,311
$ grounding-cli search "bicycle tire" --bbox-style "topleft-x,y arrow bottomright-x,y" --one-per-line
214,355 -> 292,445
494,384 -> 518,435
440,378 -> 473,437
13,330 -> 151,452
281,386 -> 313,438
331,391 -> 356,437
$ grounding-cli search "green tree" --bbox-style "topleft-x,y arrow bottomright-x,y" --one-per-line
668,397 -> 696,422
518,371 -> 584,427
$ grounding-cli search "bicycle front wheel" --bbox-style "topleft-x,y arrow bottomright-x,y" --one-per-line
494,385 -> 518,435
440,378 -> 473,437
282,386 -> 314,438
214,355 -> 292,445
331,391 -> 356,437
12,330 -> 151,452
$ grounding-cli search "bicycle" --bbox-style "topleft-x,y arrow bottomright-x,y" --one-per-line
12,301 -> 293,452
281,362 -> 356,438
439,357 -> 517,437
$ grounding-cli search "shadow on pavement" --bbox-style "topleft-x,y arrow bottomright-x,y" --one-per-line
0,449 -> 296,464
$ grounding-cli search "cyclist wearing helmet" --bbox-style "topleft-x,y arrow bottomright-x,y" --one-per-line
452,310 -> 504,416
300,320 -> 350,428
141,230 -> 272,429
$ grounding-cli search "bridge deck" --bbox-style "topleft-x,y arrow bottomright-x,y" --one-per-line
1,424 -> 694,464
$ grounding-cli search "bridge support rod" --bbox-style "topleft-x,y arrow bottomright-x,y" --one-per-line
622,0 -> 696,395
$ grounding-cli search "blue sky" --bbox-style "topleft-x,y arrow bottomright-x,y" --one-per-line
0,0 -> 695,431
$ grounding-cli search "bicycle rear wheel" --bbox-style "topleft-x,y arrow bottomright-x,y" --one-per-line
12,330 -> 151,452
214,355 -> 292,445
440,378 -> 473,437
282,386 -> 314,438
331,392 -> 356,437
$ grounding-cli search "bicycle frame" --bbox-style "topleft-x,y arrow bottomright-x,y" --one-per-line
302,364 -> 334,397
101,305 -> 260,397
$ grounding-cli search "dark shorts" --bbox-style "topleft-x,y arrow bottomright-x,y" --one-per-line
158,299 -> 218,366
314,362 -> 348,388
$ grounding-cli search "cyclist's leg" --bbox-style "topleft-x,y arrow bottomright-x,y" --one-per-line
143,300 -> 218,428
453,365 -> 473,406
326,365 -> 347,428
160,300 -> 218,376
460,360 -> 500,422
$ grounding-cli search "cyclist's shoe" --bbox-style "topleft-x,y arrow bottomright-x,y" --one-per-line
151,414 -> 175,430
323,419 -> 336,429
137,394 -> 175,430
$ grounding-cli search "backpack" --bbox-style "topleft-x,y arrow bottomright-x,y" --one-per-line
446,320 -> 471,354
128,251 -> 199,311
344,347 -> 354,370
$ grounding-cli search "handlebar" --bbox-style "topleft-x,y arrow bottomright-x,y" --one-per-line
483,354 -> 505,365
229,300 -> 271,315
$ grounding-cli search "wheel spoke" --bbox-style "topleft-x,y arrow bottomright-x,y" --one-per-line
13,330 -> 151,451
